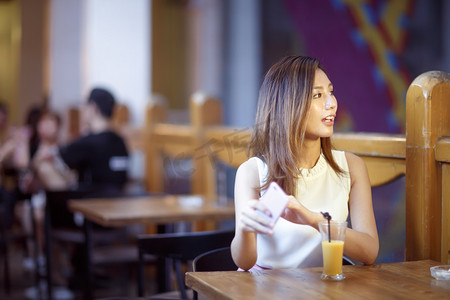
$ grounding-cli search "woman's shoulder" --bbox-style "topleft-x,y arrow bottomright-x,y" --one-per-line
235,157 -> 261,190
237,157 -> 261,175
343,151 -> 365,168
343,151 -> 368,185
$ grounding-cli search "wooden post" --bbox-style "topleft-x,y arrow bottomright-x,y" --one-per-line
190,92 -> 222,199
436,137 -> 450,263
144,95 -> 168,192
405,71 -> 450,261
190,92 -> 222,231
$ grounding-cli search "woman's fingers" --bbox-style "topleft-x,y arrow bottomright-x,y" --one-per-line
241,218 -> 273,235
240,199 -> 273,234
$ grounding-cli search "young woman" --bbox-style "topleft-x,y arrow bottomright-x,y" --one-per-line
231,56 -> 379,271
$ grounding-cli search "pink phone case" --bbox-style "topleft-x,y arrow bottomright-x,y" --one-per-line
259,181 -> 289,227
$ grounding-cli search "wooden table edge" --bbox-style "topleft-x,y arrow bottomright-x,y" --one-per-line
68,198 -> 235,227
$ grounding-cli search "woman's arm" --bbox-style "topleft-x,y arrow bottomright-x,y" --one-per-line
231,159 -> 273,270
32,145 -> 77,191
0,138 -> 15,167
343,152 -> 379,264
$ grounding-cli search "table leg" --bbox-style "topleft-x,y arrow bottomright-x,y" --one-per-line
138,249 -> 145,296
83,219 -> 93,300
156,224 -> 171,293
1,217 -> 11,295
29,199 -> 44,299
156,258 -> 172,293
44,204 -> 53,300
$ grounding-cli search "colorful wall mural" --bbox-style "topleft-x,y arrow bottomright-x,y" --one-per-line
282,0 -> 414,134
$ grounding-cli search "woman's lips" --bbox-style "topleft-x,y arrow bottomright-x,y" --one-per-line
322,115 -> 335,125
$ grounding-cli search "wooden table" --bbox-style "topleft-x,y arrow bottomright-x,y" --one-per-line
68,194 -> 235,300
68,194 -> 235,227
186,260 -> 450,299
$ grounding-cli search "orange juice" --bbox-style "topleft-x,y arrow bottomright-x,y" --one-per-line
321,240 -> 344,276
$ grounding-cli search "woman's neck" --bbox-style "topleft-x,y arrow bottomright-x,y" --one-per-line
298,139 -> 321,169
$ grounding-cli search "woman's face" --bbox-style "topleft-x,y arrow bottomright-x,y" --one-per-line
37,115 -> 59,142
304,69 -> 337,140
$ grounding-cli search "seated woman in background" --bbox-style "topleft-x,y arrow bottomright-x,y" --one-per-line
0,106 -> 43,219
18,110 -> 66,263
0,107 -> 64,267
23,110 -> 72,193
29,110 -> 77,192
231,56 -> 379,270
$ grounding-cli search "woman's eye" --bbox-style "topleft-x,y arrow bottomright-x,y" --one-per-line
313,93 -> 322,99
330,90 -> 335,96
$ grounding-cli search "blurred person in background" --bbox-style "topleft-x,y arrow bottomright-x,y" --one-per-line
22,111 -> 67,266
0,106 -> 50,270
0,100 -> 14,248
34,87 -> 129,195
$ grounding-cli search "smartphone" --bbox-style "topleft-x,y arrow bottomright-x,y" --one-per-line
258,181 -> 289,227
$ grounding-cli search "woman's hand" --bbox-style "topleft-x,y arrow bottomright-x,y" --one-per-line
239,199 -> 274,235
281,196 -> 323,230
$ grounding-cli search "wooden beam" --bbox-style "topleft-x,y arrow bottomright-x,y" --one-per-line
331,133 -> 405,158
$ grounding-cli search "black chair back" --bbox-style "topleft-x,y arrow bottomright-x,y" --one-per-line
192,246 -> 237,272
191,247 -> 237,300
137,229 -> 234,299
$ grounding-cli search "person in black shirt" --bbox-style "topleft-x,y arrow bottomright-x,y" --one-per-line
34,88 -> 129,193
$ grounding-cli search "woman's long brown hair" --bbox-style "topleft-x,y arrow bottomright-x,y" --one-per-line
248,56 -> 344,196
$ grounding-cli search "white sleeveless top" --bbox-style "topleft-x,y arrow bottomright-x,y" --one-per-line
252,150 -> 351,269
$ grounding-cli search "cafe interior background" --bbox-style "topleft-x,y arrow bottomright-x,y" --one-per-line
1,0 -> 450,265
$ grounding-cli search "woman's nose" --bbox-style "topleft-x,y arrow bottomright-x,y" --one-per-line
325,95 -> 337,110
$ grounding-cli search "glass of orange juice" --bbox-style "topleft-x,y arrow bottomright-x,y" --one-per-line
319,220 -> 347,280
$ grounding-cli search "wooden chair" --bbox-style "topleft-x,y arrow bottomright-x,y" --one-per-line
137,229 -> 234,299
144,93 -> 222,196
143,93 -> 224,232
